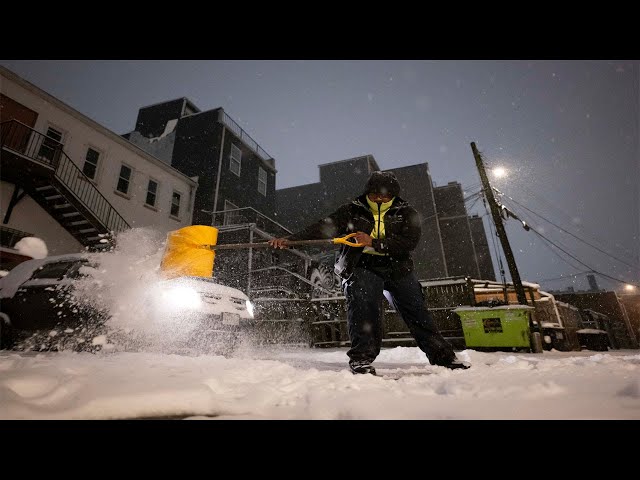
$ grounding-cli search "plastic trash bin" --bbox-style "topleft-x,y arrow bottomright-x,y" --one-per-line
454,305 -> 536,352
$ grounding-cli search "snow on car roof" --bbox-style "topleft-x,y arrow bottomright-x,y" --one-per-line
0,253 -> 89,299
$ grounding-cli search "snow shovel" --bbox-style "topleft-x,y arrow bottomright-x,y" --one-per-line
200,232 -> 365,250
160,225 -> 364,279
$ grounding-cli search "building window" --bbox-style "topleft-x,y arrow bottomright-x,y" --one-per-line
230,144 -> 241,177
82,147 -> 100,180
38,126 -> 63,163
258,167 -> 267,196
146,179 -> 158,207
116,164 -> 132,195
223,200 -> 241,225
171,191 -> 181,217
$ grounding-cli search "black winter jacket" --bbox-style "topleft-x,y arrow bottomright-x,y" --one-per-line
287,194 -> 422,280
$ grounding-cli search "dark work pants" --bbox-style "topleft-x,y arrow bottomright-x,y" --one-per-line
342,262 -> 456,366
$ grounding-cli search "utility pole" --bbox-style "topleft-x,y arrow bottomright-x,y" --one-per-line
471,142 -> 528,306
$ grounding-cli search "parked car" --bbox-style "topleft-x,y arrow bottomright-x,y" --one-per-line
576,328 -> 610,351
576,309 -> 612,351
0,253 -> 255,355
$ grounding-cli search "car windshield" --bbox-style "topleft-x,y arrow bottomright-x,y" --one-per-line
30,261 -> 78,280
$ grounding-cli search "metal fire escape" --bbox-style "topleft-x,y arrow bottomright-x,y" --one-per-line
1,120 -> 129,250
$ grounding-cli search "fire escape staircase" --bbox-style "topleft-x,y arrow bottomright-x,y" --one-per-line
1,120 -> 130,250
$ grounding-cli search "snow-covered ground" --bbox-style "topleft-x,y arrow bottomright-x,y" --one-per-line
2,229 -> 638,420
1,345 -> 638,420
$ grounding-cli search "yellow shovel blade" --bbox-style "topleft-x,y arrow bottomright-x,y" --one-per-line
160,225 -> 219,279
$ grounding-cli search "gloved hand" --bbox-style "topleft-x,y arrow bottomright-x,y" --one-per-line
353,231 -> 373,247
268,238 -> 290,249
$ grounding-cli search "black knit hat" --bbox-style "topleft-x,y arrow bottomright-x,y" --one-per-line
364,171 -> 400,197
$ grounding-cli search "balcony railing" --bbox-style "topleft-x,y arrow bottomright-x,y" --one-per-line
211,206 -> 292,238
1,120 -> 130,235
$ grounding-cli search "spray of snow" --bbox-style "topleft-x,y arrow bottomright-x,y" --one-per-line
73,227 -> 253,356
1,228 -> 263,356
71,227 -> 171,351
14,237 -> 48,259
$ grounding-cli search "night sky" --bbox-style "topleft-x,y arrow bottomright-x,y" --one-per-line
1,60 -> 637,292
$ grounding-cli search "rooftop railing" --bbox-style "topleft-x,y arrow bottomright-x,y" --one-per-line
219,110 -> 274,164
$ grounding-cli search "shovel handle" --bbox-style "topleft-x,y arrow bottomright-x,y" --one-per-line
202,233 -> 365,250
331,232 -> 364,247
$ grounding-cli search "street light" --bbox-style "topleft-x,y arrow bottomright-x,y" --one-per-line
624,284 -> 636,292
492,167 -> 507,178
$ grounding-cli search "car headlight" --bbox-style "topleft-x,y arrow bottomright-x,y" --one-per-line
162,285 -> 203,310
246,300 -> 254,318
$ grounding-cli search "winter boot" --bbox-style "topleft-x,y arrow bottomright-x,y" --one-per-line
443,359 -> 471,370
350,360 -> 377,375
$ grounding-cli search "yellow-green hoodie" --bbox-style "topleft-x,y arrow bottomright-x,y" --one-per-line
363,195 -> 394,256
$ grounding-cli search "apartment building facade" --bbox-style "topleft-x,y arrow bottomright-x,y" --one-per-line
0,66 -> 197,257
123,98 -> 278,228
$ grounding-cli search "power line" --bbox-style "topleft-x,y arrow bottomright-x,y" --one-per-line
466,193 -> 483,213
482,159 -> 638,289
463,190 -> 482,203
509,208 -> 591,276
518,218 -> 639,288
539,271 -> 593,282
497,200 -> 639,287
462,182 -> 482,192
498,190 -> 637,269
527,225 -> 589,273
509,181 -> 636,260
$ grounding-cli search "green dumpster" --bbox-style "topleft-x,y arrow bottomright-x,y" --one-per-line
454,305 -> 535,351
